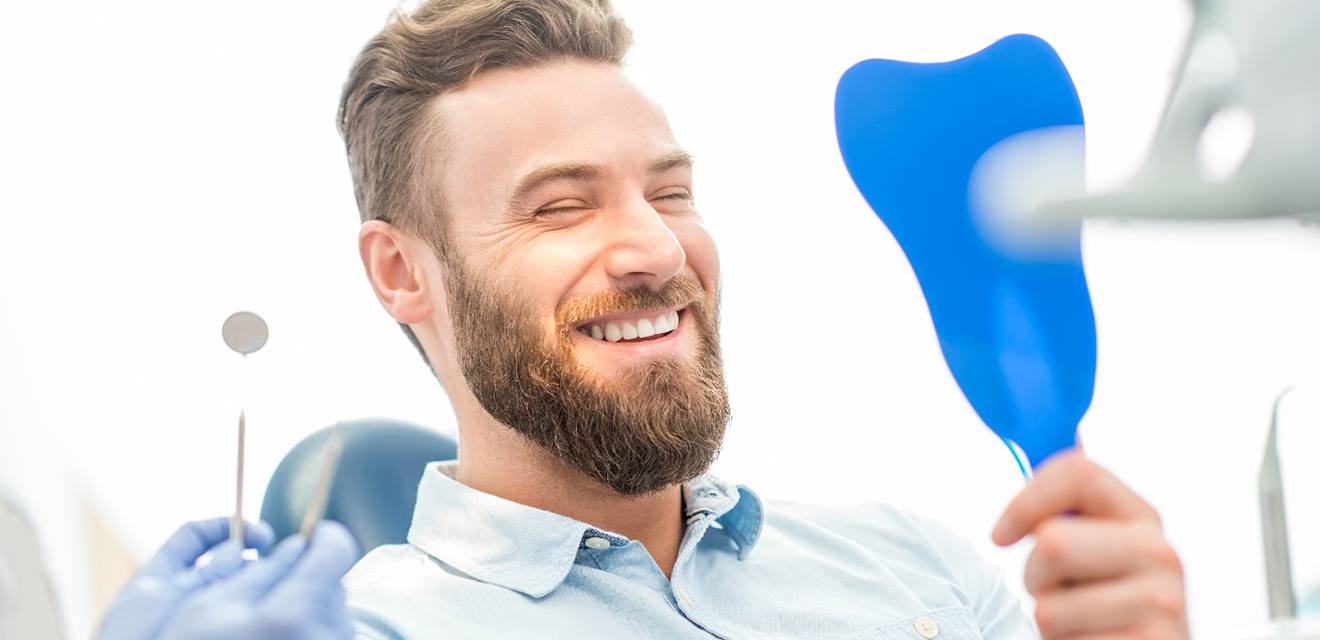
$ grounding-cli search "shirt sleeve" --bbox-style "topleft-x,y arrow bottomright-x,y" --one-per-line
913,514 -> 1038,639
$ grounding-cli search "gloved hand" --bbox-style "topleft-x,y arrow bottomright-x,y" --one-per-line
97,517 -> 360,640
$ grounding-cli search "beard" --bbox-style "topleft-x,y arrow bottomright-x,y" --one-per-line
440,254 -> 730,497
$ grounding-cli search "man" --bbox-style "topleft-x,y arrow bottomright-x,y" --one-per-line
339,1 -> 1188,638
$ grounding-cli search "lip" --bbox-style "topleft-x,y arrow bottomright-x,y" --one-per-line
570,307 -> 689,357
571,304 -> 689,331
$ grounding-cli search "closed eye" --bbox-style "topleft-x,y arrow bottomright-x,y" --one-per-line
536,205 -> 589,216
652,190 -> 694,212
535,200 -> 593,217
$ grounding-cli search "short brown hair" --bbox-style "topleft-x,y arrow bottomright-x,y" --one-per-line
337,0 -> 633,365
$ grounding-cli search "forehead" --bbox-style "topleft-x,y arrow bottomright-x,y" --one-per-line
428,61 -> 682,213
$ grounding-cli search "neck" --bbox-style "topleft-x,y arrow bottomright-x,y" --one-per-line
453,411 -> 686,579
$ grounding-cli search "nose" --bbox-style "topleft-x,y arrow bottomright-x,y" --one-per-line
600,197 -> 686,289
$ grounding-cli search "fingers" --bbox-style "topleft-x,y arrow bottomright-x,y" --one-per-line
998,454 -> 1190,638
1023,518 -> 1181,596
276,521 -> 361,592
209,533 -> 308,601
993,451 -> 1158,546
1033,573 -> 1187,639
258,524 -> 358,636
247,520 -> 276,552
143,518 -> 275,577
211,521 -> 359,603
146,518 -> 229,576
185,540 -> 247,589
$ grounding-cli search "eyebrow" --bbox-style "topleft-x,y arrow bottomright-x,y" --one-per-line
648,150 -> 695,174
505,150 -> 695,212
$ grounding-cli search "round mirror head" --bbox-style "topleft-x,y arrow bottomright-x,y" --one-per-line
222,311 -> 269,355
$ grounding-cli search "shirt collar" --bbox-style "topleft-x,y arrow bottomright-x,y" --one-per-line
406,461 -> 764,598
681,473 -> 763,561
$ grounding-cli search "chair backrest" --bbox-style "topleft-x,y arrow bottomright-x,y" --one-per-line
260,418 -> 457,559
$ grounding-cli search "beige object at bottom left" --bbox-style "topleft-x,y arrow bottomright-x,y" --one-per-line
0,494 -> 67,640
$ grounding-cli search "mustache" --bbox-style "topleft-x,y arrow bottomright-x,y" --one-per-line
554,275 -> 705,333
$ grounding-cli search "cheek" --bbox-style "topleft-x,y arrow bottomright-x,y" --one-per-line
494,237 -> 598,329
674,223 -> 720,292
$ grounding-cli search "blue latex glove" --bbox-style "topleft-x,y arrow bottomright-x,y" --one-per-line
97,517 -> 360,640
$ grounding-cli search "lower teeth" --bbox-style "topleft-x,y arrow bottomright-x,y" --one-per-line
580,329 -> 671,342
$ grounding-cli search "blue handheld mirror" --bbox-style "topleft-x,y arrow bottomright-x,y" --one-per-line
834,35 -> 1096,471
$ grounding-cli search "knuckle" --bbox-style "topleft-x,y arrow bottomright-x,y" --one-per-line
1169,551 -> 1186,578
1146,584 -> 1187,621
1136,531 -> 1183,573
1022,558 -> 1048,597
1071,458 -> 1102,490
1145,503 -> 1165,527
1033,521 -> 1069,563
1033,598 -> 1064,638
1066,451 -> 1098,477
1022,562 -> 1049,598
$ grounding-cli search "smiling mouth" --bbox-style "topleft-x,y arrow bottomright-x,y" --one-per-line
575,308 -> 683,343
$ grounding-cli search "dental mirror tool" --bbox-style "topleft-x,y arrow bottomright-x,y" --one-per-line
222,311 -> 269,544
299,423 -> 345,540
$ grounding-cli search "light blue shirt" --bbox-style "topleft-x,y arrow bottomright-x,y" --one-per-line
344,462 -> 1035,639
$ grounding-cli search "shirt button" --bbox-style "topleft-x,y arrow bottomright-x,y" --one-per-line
583,536 -> 610,550
913,616 -> 939,639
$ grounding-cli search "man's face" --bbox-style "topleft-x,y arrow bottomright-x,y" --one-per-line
423,60 -> 729,496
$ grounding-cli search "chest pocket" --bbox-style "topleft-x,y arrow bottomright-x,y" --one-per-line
848,607 -> 983,640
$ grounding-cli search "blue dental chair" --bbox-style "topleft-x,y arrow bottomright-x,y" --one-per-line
260,418 -> 457,559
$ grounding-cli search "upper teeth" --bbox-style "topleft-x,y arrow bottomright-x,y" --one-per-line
580,310 -> 681,343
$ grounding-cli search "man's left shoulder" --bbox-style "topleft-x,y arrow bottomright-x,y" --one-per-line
760,498 -> 990,586
766,499 -> 957,549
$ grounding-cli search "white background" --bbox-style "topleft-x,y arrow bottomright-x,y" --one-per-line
3,1 -> 1320,638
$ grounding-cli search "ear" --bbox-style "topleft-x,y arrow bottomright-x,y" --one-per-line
359,220 -> 435,325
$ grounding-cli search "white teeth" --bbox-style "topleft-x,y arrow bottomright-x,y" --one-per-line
581,309 -> 682,342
